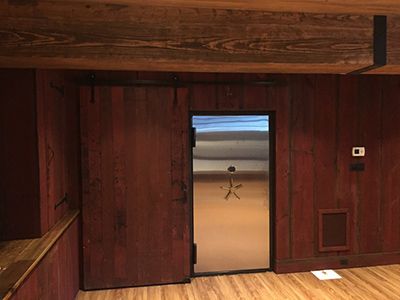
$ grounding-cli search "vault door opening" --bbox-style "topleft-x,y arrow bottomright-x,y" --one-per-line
192,115 -> 270,274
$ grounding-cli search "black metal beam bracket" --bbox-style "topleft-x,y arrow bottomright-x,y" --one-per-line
348,15 -> 387,75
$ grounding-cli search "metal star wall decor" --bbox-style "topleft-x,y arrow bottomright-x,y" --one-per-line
220,166 -> 243,200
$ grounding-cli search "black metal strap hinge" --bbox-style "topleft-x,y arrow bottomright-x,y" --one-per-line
49,81 -> 65,96
193,243 -> 197,265
54,193 -> 68,209
191,127 -> 196,148
89,73 -> 96,103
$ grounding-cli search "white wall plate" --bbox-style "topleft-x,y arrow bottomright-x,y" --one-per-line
311,269 -> 342,281
352,147 -> 366,157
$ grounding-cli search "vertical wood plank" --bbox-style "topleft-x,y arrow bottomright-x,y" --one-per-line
99,87 -> 114,286
81,86 -> 105,288
111,87 -> 128,282
190,73 -> 218,111
36,70 -> 72,232
269,75 -> 291,260
216,74 -> 243,110
357,76 -> 383,254
64,72 -> 81,210
290,75 -> 315,259
124,86 -> 143,285
36,70 -> 50,235
381,76 -> 400,252
336,76 -> 360,255
313,75 -> 338,256
242,74 -> 271,110
171,88 -> 190,279
48,71 -> 67,225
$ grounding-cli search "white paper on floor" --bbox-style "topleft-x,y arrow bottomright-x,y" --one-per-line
311,270 -> 342,280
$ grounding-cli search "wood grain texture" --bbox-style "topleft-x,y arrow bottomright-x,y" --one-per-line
64,71 -> 82,210
385,16 -> 400,67
269,75 -> 291,260
0,210 -> 79,300
313,75 -> 338,211
189,73 -> 218,111
313,75 -> 338,257
76,264 -> 400,300
0,2 -> 373,73
80,86 -> 190,289
381,76 -> 400,253
7,213 -> 80,300
36,70 -> 70,232
289,75 -> 315,259
357,76 -> 382,254
335,75 -> 359,256
74,0 -> 400,15
367,66 -> 400,74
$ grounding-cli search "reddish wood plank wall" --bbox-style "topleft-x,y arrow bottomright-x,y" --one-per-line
9,218 -> 80,300
36,70 -> 81,231
76,71 -> 400,276
186,72 -> 400,271
0,70 -> 81,240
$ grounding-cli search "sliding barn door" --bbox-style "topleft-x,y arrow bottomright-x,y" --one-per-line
80,86 -> 190,290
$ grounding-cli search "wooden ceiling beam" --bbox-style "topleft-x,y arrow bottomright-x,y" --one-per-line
0,1 -> 375,73
47,0 -> 400,16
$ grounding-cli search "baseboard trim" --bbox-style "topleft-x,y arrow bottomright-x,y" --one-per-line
275,251 -> 400,273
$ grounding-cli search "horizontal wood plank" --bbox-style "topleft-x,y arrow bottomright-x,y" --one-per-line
0,2 -> 373,73
79,0 -> 400,16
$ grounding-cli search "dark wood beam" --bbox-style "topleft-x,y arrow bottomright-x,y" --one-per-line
0,1 -> 373,73
32,0 -> 400,16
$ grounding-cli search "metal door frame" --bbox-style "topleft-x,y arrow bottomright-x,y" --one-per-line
189,111 -> 276,277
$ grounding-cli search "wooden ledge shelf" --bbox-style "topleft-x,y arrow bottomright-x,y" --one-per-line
0,209 -> 80,300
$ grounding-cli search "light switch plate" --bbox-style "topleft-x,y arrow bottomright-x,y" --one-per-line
352,147 -> 365,157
